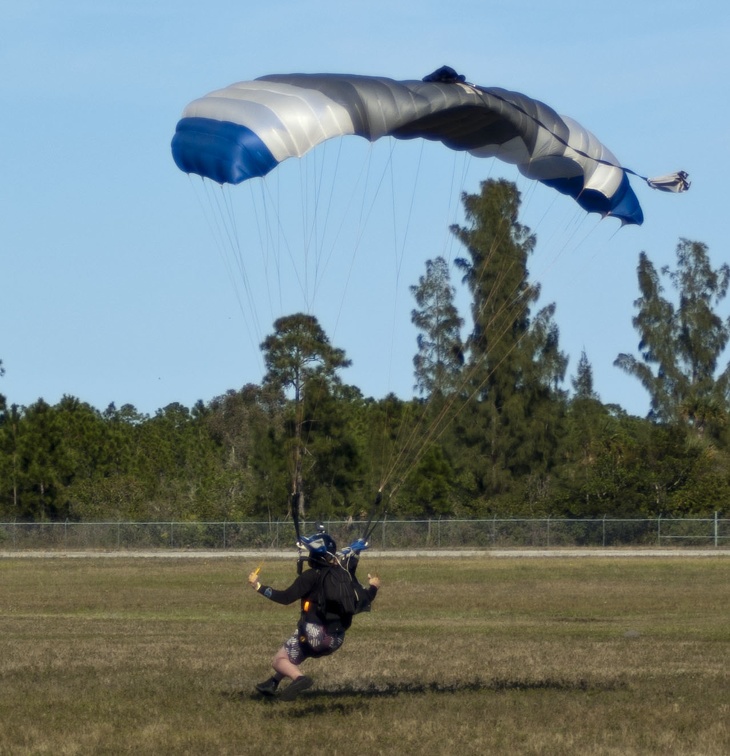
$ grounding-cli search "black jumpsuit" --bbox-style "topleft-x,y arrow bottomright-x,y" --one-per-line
255,560 -> 378,664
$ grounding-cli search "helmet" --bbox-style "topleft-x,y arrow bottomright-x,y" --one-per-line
300,532 -> 337,557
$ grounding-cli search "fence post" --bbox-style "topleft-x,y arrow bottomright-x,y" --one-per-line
602,515 -> 606,548
546,515 -> 551,548
657,515 -> 661,546
382,514 -> 387,551
715,511 -> 719,549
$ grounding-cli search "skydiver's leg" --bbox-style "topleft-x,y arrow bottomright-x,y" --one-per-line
256,632 -> 303,696
273,635 -> 315,700
256,625 -> 320,699
272,645 -> 302,681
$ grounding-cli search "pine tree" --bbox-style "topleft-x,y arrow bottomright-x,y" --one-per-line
572,350 -> 598,400
451,179 -> 567,505
615,239 -> 730,437
410,256 -> 464,397
260,313 -> 351,519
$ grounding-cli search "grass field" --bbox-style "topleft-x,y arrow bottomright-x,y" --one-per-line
1,555 -> 728,755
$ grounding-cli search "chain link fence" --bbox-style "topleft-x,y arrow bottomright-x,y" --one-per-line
0,515 -> 727,551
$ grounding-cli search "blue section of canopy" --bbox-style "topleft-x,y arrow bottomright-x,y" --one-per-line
604,174 -> 644,225
171,117 -> 278,185
542,173 -> 643,225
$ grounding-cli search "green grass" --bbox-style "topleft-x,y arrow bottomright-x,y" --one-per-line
1,556 -> 728,755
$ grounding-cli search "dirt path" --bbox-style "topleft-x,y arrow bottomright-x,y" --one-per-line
1,548 -> 728,559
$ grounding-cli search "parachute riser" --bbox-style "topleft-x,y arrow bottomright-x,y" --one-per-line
292,489 -> 385,569
291,491 -> 304,575
362,490 -> 385,544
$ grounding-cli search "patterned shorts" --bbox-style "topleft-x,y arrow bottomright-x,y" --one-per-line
284,622 -> 345,665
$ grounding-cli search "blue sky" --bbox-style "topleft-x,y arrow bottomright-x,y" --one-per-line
2,1 -> 727,417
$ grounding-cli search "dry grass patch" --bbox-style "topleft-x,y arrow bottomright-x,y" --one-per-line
0,556 -> 727,754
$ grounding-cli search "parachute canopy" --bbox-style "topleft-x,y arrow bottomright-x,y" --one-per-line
171,66 -> 688,226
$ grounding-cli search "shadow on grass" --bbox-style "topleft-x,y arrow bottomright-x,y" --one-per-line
223,676 -> 625,715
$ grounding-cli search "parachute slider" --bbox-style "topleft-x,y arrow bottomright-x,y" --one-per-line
646,171 -> 690,193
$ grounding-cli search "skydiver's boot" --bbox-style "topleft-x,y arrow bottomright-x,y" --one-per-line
279,675 -> 313,701
255,676 -> 280,697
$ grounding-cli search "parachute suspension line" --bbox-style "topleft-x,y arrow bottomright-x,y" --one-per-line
374,140 -> 431,490
524,181 -> 596,272
298,147 -> 312,310
375,150 -> 495,493
327,141 -> 413,490
329,143 -> 393,343
306,138 -> 346,307
269,143 -> 396,524
380,210 -> 547,495
383,282 -> 539,498
257,174 -> 312,310
274,144 -> 398,517
385,194 -> 605,497
293,144 -> 350,491
297,144 -> 333,312
256,143 -> 347,326
443,150 -> 478,262
362,489 -> 386,544
246,177 -> 278,328
372,141 -> 476,497
251,172 -> 285,318
188,177 -> 265,373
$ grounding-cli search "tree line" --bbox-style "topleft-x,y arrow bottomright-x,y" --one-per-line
2,180 -> 729,523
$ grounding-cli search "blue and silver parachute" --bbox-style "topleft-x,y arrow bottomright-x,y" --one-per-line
172,66 -> 689,226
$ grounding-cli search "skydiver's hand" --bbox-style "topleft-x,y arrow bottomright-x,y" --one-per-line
248,571 -> 261,589
367,573 -> 381,589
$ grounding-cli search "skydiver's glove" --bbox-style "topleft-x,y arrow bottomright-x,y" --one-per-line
248,571 -> 262,591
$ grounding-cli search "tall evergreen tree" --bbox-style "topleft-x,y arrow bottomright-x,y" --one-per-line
572,350 -> 598,400
615,239 -> 730,436
451,179 -> 567,507
410,256 -> 464,397
260,313 -> 351,518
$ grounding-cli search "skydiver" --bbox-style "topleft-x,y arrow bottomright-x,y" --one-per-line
248,534 -> 380,701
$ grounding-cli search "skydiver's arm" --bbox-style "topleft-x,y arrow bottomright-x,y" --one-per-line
248,568 -> 318,605
366,577 -> 379,602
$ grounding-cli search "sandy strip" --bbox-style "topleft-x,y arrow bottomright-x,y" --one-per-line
1,548 -> 728,559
